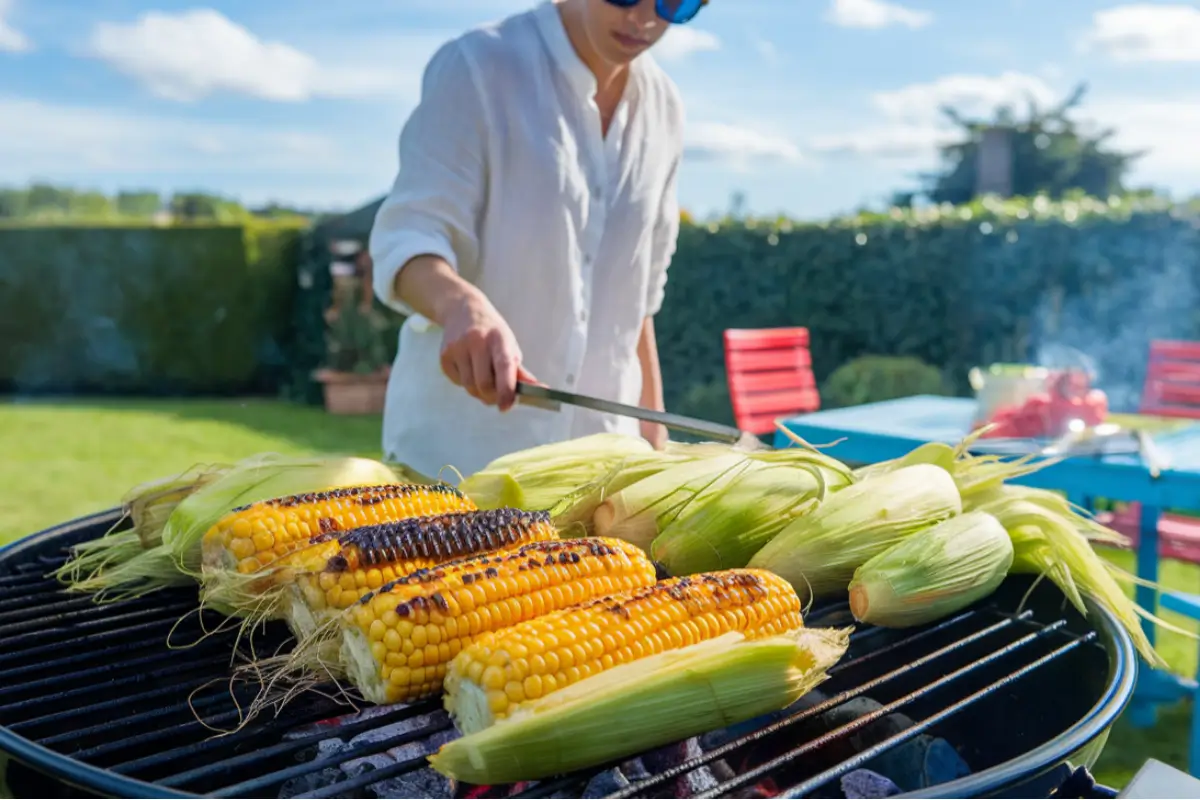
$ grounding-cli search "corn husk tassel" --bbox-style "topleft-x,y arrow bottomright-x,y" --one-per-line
56,454 -> 401,601
965,488 -> 1175,668
849,510 -> 1014,627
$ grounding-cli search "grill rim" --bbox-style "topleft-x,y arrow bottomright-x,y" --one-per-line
0,508 -> 1138,800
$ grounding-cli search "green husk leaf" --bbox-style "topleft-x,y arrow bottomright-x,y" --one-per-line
849,510 -> 1014,627
651,461 -> 852,574
748,464 -> 963,602
430,626 -> 850,785
968,490 -> 1173,668
459,434 -> 655,511
58,454 -> 401,602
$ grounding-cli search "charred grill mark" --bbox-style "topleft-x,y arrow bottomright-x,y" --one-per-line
335,508 -> 553,568
230,482 -> 466,512
367,531 -> 638,601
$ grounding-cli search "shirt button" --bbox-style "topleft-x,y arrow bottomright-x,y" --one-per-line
580,310 -> 588,323
566,373 -> 576,385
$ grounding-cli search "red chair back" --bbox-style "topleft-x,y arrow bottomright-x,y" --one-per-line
1140,339 -> 1200,419
723,327 -> 820,435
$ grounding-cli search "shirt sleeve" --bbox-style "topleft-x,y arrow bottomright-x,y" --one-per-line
369,39 -> 487,318
645,151 -> 681,318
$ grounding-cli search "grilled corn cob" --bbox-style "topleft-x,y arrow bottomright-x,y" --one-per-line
282,509 -> 560,636
443,569 -> 803,733
428,626 -> 850,785
201,483 -> 477,576
328,538 -> 658,705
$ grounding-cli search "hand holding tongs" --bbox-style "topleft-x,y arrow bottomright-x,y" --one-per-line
515,382 -> 768,450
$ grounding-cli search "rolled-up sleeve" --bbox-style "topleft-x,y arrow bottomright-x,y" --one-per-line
645,151 -> 681,317
370,40 -> 487,317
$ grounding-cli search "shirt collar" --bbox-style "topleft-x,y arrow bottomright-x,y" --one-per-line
534,0 -> 643,100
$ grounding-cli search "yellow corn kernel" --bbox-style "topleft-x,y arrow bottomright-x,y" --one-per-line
338,538 -> 659,705
444,569 -> 803,728
201,484 -> 477,575
284,509 -> 560,636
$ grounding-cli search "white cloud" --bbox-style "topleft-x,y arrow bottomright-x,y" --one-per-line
654,27 -> 720,61
871,71 -> 1058,124
0,0 -> 31,53
87,8 -> 403,102
807,71 -> 1059,162
808,125 -> 955,159
0,96 -> 344,175
1089,96 -> 1200,176
1082,4 -> 1200,63
825,0 -> 933,30
685,122 -> 803,164
755,39 -> 781,65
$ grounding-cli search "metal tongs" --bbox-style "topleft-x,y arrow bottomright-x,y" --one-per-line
515,382 -> 770,450
970,421 -> 1170,478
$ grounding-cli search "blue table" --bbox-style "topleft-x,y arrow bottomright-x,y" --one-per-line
775,395 -> 1200,727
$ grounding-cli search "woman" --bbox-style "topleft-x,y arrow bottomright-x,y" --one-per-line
370,0 -> 705,479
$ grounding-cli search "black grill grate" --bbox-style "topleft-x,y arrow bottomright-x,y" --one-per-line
0,512 -> 1132,800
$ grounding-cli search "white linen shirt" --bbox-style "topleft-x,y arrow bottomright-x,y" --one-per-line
370,0 -> 684,480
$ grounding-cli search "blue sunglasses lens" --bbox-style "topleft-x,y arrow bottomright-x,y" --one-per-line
657,0 -> 703,23
605,0 -> 704,24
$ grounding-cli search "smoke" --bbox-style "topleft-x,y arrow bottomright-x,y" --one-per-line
1032,236 -> 1199,413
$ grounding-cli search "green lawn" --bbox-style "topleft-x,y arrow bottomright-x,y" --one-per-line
0,397 -> 1196,790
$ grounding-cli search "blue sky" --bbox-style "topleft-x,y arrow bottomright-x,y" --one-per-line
1,0 -> 1198,219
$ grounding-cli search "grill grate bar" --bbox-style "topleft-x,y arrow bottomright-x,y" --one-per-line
156,700 -> 441,788
0,584 -> 74,610
40,688 -> 246,749
10,681 -> 241,734
0,592 -> 174,627
773,633 -> 1097,799
0,637 -> 231,702
0,651 -> 232,719
0,572 -> 55,588
694,621 -> 1082,798
554,611 -> 1037,800
0,627 -> 235,686
111,699 -> 356,776
826,608 -> 1008,677
0,597 -> 197,642
209,717 -> 455,798
291,752 -> 430,800
0,610 -> 206,663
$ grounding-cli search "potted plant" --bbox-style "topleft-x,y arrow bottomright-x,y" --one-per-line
313,279 -> 393,415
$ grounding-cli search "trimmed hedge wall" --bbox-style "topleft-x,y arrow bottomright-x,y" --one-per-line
658,196 -> 1200,423
0,223 -> 302,394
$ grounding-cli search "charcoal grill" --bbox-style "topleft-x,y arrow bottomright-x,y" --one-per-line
0,508 -> 1136,799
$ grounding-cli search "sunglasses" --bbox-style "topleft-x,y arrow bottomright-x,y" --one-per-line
603,0 -> 707,24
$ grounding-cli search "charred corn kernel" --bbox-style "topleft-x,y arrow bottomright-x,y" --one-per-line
428,626 -> 852,785
336,538 -> 658,705
444,569 -> 803,730
201,484 -> 477,575
284,509 -> 559,635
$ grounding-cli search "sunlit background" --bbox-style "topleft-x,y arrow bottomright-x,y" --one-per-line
2,0 -> 1198,218
2,0 -> 1200,794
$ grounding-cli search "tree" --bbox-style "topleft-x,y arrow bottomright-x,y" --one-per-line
116,190 -> 163,217
169,192 -> 248,221
919,83 -> 1142,205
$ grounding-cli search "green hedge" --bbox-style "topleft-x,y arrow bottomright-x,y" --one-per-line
0,223 -> 302,394
659,196 -> 1200,422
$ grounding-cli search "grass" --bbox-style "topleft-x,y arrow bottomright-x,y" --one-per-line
0,397 -> 1196,790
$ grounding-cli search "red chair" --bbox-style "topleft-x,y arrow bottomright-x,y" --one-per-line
1140,339 -> 1200,419
723,327 -> 820,436
1096,339 -> 1200,563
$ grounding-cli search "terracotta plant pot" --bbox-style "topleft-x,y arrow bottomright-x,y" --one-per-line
312,367 -> 390,415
